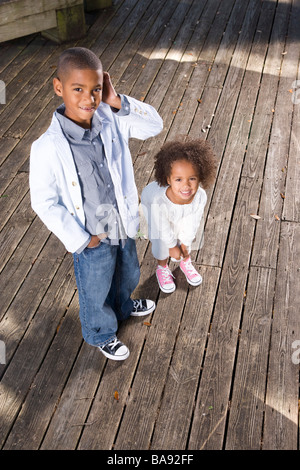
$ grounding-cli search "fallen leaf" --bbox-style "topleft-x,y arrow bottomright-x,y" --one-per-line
250,214 -> 261,220
143,321 -> 151,326
274,214 -> 280,221
197,99 -> 202,103
280,192 -> 285,199
114,391 -> 119,401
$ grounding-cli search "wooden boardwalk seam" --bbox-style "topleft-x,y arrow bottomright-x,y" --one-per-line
0,0 -> 299,450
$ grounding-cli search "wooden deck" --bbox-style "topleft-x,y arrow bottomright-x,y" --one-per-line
0,0 -> 300,451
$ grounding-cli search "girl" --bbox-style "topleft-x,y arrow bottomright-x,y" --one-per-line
141,139 -> 216,293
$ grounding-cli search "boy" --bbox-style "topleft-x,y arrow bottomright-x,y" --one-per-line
29,47 -> 163,361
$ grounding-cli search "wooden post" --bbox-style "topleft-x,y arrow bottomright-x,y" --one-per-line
42,3 -> 86,43
84,0 -> 112,12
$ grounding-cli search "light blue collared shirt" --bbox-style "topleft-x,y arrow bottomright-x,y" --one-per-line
55,95 -> 130,252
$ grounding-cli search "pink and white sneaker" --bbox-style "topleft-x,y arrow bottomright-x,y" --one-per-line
180,257 -> 202,286
156,264 -> 176,293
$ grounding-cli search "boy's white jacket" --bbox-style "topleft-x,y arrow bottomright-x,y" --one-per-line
29,96 -> 163,253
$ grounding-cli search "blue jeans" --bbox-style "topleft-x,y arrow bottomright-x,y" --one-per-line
73,238 -> 140,347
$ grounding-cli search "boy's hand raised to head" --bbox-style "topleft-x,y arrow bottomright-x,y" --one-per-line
102,72 -> 121,110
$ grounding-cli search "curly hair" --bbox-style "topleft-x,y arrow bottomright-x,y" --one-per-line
154,138 -> 217,189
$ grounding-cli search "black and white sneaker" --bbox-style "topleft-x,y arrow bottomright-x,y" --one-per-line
130,299 -> 156,317
99,338 -> 130,361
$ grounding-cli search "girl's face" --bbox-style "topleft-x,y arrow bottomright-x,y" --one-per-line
166,159 -> 200,204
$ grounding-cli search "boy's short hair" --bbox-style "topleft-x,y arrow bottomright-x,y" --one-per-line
154,138 -> 217,189
57,47 -> 103,81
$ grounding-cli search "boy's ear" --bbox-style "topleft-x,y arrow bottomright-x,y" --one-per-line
53,77 -> 63,97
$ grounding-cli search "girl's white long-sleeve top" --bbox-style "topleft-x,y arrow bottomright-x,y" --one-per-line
141,181 -> 207,249
29,96 -> 163,253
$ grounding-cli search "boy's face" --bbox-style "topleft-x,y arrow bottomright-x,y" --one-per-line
53,68 -> 103,128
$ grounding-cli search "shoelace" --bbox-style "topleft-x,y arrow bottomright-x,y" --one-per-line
157,265 -> 175,281
132,299 -> 143,310
182,258 -> 198,277
107,338 -> 120,348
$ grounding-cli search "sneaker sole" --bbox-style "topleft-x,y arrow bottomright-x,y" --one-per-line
156,272 -> 176,293
180,266 -> 202,286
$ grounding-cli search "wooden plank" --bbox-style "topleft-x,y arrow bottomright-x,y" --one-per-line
0,218 -> 50,317
0,254 -> 75,448
196,0 -> 273,267
121,0 -> 198,107
0,94 -> 61,195
263,222 -> 300,449
0,172 -> 28,231
150,266 -> 220,450
251,0 -> 299,268
0,193 -> 36,272
77,0 -> 126,50
0,38 -> 34,73
3,292 -> 82,449
0,10 -> 57,43
187,175 -> 264,450
110,0 -> 180,97
0,35 -> 48,94
165,0 -> 230,141
0,234 -> 66,367
99,0 -> 155,71
105,0 -> 170,81
0,39 -> 58,139
111,265 -> 190,449
225,266 -> 276,449
40,341 -> 106,450
282,61 -> 300,222
86,0 -> 140,58
187,1 -> 298,446
0,0 -> 82,24
0,136 -> 19,167
132,0 -> 233,191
